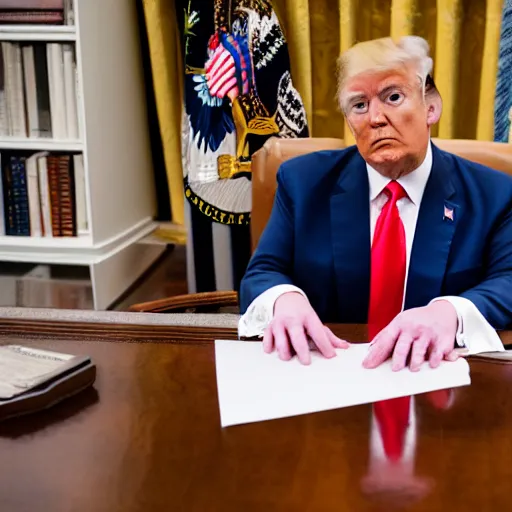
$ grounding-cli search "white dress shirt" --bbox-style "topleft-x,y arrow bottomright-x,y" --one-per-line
238,143 -> 504,355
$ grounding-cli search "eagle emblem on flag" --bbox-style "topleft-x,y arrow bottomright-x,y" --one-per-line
179,0 -> 308,225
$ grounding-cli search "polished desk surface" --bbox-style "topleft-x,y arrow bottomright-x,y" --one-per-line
0,309 -> 512,512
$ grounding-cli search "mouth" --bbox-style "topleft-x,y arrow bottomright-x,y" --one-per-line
371,137 -> 397,148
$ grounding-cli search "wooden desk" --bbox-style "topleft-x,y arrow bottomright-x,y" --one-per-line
0,313 -> 511,512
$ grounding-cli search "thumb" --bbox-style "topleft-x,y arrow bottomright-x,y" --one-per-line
444,349 -> 462,362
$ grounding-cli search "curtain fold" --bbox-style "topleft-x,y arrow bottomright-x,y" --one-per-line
434,0 -> 461,139
390,0 -> 416,37
142,0 -> 185,226
338,0 -> 356,145
477,0 -> 503,140
143,0 -> 507,226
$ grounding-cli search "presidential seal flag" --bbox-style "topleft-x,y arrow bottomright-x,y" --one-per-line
176,0 -> 309,293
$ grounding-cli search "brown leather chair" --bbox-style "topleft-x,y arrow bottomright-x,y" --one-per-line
129,137 -> 512,313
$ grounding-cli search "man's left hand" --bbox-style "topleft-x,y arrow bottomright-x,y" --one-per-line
363,301 -> 461,371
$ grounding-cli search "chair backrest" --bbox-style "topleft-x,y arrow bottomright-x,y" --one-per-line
250,137 -> 512,252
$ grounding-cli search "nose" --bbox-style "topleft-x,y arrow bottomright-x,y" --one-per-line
368,99 -> 387,127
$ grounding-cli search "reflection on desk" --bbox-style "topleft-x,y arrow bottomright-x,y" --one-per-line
0,308 -> 510,512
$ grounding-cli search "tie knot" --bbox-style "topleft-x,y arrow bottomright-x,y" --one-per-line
385,181 -> 407,203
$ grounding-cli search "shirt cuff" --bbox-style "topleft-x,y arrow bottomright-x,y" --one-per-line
238,285 -> 307,338
429,296 -> 504,354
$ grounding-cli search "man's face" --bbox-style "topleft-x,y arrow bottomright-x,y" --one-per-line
342,64 -> 431,176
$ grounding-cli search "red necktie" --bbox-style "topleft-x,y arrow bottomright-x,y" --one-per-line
368,181 -> 410,461
368,180 -> 407,341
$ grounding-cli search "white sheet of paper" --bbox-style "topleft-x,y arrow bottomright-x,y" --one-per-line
214,341 -> 471,427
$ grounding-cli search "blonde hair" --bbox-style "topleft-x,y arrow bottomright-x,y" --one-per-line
337,36 -> 433,111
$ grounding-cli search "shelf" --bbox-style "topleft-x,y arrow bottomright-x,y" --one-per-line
0,25 -> 76,42
0,219 -> 158,267
0,234 -> 94,265
0,235 -> 92,249
0,138 -> 83,151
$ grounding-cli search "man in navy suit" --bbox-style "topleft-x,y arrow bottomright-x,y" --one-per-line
238,36 -> 512,369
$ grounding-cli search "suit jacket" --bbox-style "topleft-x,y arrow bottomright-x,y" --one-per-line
240,142 -> 512,329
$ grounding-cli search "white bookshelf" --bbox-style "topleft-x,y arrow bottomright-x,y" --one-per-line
0,25 -> 76,42
0,138 -> 82,150
0,0 -> 165,309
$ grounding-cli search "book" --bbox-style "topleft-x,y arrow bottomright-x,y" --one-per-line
63,43 -> 78,138
73,153 -> 86,233
0,1 -> 64,9
47,43 -> 66,138
1,155 -> 30,236
58,153 -> 75,236
22,44 -> 39,138
1,150 -> 85,237
10,156 -> 30,236
0,1 -> 66,24
2,153 -> 14,233
0,344 -> 96,422
0,11 -> 64,24
37,152 -> 52,236
25,151 -> 47,236
46,154 -> 60,235
2,42 -> 25,136
2,42 -> 26,137
2,42 -> 77,138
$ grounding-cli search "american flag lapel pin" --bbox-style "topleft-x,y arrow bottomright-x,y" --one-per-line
443,204 -> 454,222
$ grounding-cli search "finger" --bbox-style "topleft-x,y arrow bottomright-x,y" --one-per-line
409,335 -> 432,372
305,316 -> 336,359
324,326 -> 350,349
363,324 -> 401,368
262,326 -> 274,354
430,332 -> 463,366
444,350 -> 461,362
391,332 -> 415,371
273,322 -> 292,361
428,347 -> 444,368
287,325 -> 311,365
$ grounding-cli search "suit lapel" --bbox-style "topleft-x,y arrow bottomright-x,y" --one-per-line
331,152 -> 371,323
404,144 -> 461,309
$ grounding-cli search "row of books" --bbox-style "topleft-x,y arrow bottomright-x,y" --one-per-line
0,41 -> 79,139
0,0 -> 73,25
0,151 -> 87,237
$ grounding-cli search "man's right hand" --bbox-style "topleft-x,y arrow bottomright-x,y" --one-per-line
263,292 -> 350,365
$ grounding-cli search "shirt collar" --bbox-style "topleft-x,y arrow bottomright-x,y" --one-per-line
366,141 -> 433,205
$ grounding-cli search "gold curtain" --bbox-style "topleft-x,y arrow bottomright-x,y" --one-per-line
274,0 -> 504,143
142,0 -> 184,227
143,0 -> 504,226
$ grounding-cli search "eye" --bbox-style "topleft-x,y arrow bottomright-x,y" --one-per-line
352,101 -> 368,113
387,91 -> 404,105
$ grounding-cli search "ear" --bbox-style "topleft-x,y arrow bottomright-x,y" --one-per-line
426,88 -> 442,126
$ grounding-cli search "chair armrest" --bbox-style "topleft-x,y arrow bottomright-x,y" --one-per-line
128,291 -> 239,313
